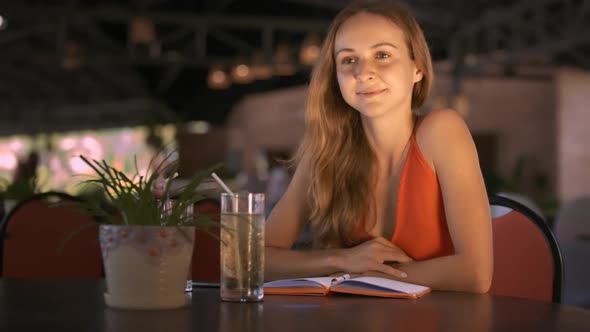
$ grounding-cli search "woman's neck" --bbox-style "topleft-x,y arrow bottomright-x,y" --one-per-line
361,109 -> 415,175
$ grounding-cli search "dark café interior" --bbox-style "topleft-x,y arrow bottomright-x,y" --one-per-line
0,0 -> 589,331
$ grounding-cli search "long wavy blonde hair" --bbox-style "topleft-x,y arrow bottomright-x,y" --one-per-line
295,0 -> 434,248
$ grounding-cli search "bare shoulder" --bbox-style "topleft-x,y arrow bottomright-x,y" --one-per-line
416,108 -> 470,143
415,109 -> 475,170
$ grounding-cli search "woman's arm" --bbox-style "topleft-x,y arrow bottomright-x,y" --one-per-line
265,153 -> 411,281
264,152 -> 338,280
372,110 -> 493,293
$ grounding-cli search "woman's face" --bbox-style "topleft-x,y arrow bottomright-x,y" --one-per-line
334,12 -> 423,119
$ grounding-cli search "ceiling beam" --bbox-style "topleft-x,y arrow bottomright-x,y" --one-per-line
0,66 -> 66,99
445,0 -> 590,97
282,0 -> 455,27
2,5 -> 330,69
452,0 -> 590,62
202,0 -> 237,13
7,5 -> 330,31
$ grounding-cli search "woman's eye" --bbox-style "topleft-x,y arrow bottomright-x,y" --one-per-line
341,57 -> 356,65
376,52 -> 391,59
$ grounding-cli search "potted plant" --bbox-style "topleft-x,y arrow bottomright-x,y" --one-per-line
75,153 -> 220,310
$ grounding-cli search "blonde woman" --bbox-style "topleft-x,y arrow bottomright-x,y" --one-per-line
265,0 -> 492,293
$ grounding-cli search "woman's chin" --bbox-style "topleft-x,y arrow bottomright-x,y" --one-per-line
355,106 -> 391,119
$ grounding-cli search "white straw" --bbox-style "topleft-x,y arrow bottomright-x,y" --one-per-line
211,172 -> 242,289
211,172 -> 234,195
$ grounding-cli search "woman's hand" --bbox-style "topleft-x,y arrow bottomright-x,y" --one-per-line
336,237 -> 413,278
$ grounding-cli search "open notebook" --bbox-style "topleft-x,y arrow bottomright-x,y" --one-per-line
264,275 -> 430,299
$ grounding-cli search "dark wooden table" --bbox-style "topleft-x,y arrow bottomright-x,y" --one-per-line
1,279 -> 589,332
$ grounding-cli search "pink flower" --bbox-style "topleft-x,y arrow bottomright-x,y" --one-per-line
152,175 -> 167,199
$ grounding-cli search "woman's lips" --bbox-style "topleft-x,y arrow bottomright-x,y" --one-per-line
356,89 -> 385,97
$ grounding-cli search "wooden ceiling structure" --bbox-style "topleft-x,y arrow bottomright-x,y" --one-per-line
0,0 -> 588,135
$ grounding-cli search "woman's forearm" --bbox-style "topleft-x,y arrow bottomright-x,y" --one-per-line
370,254 -> 492,293
403,254 -> 491,293
265,247 -> 344,281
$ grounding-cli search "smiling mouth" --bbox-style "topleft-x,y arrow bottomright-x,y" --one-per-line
356,89 -> 385,97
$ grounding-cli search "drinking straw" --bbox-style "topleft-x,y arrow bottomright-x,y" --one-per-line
211,172 -> 234,195
210,172 -> 243,290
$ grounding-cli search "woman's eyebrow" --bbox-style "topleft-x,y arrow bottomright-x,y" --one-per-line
371,42 -> 398,49
335,42 -> 398,56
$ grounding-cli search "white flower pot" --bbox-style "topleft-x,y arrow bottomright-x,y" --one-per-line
99,225 -> 195,310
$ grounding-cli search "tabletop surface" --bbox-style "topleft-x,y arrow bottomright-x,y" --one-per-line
1,279 -> 589,332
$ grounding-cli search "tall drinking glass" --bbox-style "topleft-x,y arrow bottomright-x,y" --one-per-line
220,192 -> 265,302
164,199 -> 195,292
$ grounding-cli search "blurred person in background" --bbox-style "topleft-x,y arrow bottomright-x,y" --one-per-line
12,150 -> 39,188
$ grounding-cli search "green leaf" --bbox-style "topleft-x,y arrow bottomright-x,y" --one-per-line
73,152 -> 223,231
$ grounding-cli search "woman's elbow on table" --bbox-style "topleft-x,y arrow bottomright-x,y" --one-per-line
470,261 -> 493,294
471,274 -> 492,294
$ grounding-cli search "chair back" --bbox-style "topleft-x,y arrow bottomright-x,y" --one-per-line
0,192 -> 102,278
488,194 -> 563,303
553,196 -> 590,307
191,198 -> 221,283
495,192 -> 545,220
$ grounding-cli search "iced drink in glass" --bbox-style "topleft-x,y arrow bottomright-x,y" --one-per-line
220,193 -> 265,302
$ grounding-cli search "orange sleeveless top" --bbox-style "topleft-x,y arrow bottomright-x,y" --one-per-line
392,134 -> 455,260
352,132 -> 455,259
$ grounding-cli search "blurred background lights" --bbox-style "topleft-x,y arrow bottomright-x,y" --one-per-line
299,33 -> 321,65
207,67 -> 230,89
273,43 -> 297,76
59,137 -> 76,151
8,138 -> 25,153
69,156 -> 93,174
187,121 -> 210,134
250,50 -> 273,80
212,70 -> 226,83
0,15 -> 7,30
0,152 -> 17,170
299,44 -> 320,65
81,136 -> 101,153
231,62 -> 254,84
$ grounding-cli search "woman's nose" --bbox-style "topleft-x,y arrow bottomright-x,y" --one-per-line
354,60 -> 375,82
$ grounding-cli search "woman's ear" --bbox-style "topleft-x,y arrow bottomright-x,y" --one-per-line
414,68 -> 424,83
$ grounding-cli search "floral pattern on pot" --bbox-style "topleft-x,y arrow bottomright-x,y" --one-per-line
99,225 -> 195,261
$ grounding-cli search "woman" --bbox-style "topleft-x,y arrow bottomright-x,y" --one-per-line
265,0 -> 492,293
